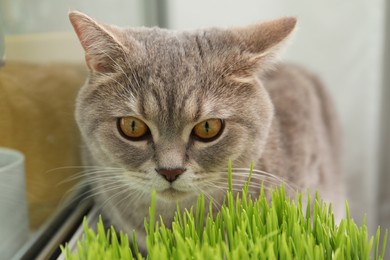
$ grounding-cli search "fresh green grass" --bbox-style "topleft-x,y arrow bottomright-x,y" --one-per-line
62,165 -> 388,259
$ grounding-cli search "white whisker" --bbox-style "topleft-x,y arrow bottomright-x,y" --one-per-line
194,184 -> 222,211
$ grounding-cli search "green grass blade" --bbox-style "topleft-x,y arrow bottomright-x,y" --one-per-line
381,229 -> 388,260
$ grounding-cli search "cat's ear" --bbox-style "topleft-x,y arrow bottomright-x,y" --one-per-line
69,11 -> 129,73
232,17 -> 297,69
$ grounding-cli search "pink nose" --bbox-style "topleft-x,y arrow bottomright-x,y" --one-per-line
156,168 -> 186,182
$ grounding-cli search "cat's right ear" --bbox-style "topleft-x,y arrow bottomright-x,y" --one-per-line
69,11 -> 132,73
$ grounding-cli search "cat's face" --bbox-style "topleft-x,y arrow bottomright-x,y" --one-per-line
70,11 -> 296,202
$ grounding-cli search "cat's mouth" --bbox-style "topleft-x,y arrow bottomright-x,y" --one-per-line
158,187 -> 190,199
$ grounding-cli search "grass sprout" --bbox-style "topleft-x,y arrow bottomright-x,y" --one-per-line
61,165 -> 388,259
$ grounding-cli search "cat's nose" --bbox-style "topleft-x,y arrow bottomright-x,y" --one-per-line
156,168 -> 186,183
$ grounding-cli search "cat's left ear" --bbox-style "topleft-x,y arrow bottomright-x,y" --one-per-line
232,17 -> 297,69
69,11 -> 134,73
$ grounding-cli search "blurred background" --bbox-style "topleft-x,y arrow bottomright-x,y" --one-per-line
0,0 -> 389,257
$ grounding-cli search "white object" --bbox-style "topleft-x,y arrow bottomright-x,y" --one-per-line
0,148 -> 29,260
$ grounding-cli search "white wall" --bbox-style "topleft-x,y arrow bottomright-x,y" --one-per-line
1,0 -> 143,34
166,0 -> 387,232
378,0 -> 390,236
1,0 -> 144,63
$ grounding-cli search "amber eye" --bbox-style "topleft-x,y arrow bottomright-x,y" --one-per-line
118,116 -> 150,140
192,119 -> 224,142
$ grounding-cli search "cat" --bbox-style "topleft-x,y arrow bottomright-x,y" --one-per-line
69,11 -> 343,250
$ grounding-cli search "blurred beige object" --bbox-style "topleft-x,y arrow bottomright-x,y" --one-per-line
4,32 -> 84,63
0,60 -> 87,228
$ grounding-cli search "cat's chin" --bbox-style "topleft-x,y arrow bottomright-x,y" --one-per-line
157,187 -> 193,201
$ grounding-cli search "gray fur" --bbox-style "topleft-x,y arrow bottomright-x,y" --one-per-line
69,11 -> 343,249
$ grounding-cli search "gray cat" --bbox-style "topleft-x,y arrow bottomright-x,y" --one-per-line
69,11 -> 343,249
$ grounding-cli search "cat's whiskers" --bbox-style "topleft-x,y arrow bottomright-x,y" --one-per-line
192,168 -> 297,202
192,183 -> 222,211
217,173 -> 286,188
45,166 -> 123,182
46,165 -> 124,176
49,165 -> 150,186
76,174 -> 122,185
46,165 -> 121,171
97,185 -> 136,213
56,177 -> 124,210
49,168 -> 122,204
193,173 -> 235,210
83,184 -> 124,203
120,189 -> 147,215
57,169 -> 124,185
75,180 -> 125,198
204,181 -> 277,195
85,173 -> 146,205
231,168 -> 289,183
105,187 -> 143,209
231,168 -> 298,191
96,176 -> 150,216
50,166 -> 147,208
85,174 -> 150,194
